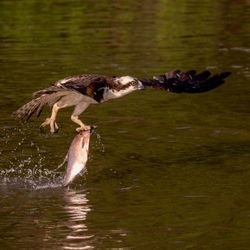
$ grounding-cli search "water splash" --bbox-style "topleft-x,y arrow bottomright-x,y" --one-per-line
0,125 -> 105,189
93,132 -> 105,153
0,125 -> 63,189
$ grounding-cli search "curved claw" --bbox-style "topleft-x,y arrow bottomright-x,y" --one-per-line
76,125 -> 91,132
40,118 -> 59,133
51,123 -> 59,133
40,118 -> 50,128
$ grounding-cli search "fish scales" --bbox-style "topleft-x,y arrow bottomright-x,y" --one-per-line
63,129 -> 92,186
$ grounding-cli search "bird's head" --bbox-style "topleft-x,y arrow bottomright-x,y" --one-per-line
113,76 -> 144,96
102,76 -> 144,102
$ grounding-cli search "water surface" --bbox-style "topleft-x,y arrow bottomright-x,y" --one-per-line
0,0 -> 250,249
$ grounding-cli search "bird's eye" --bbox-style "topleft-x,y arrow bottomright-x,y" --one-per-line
131,81 -> 137,86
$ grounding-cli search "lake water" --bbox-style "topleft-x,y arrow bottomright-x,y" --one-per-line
0,0 -> 250,249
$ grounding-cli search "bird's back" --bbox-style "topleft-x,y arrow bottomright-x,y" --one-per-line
32,74 -> 116,99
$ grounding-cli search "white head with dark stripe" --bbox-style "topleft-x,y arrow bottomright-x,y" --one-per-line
103,76 -> 144,101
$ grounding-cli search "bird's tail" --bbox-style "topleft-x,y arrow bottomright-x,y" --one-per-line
140,70 -> 231,93
12,92 -> 65,121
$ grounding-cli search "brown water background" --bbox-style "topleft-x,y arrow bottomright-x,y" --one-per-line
0,0 -> 250,249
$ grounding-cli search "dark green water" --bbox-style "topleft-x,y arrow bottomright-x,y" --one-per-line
0,0 -> 250,249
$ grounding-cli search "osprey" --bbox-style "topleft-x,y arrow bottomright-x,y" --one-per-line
13,70 -> 231,133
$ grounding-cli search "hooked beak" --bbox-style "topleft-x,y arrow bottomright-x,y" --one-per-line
137,80 -> 145,90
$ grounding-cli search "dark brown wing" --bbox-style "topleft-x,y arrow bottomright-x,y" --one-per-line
140,70 -> 231,93
32,74 -> 116,102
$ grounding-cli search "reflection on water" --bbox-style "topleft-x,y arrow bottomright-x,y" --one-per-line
63,189 -> 93,250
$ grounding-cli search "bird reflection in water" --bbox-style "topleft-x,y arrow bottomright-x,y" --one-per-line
63,189 -> 94,250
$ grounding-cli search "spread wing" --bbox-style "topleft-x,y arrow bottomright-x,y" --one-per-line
140,70 -> 231,93
33,74 -> 116,102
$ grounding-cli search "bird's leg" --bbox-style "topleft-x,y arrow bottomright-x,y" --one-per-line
40,103 -> 60,133
71,102 -> 90,132
71,115 -> 90,132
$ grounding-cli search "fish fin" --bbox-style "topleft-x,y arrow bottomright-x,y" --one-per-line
54,154 -> 68,172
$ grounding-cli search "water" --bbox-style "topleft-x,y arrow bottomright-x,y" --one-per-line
0,0 -> 250,249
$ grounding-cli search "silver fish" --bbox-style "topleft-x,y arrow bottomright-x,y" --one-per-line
63,128 -> 94,186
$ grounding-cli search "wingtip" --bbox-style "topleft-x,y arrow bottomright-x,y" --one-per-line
220,71 -> 231,79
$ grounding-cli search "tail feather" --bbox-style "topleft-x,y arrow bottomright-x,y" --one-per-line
140,70 -> 231,93
13,93 -> 65,121
13,98 -> 41,121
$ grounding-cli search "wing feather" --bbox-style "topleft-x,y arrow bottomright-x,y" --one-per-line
33,74 -> 116,102
140,70 -> 231,93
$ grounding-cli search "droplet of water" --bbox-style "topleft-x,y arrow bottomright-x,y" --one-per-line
0,125 -> 64,189
94,132 -> 105,153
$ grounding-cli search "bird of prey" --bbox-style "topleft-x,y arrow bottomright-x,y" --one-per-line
13,70 -> 231,133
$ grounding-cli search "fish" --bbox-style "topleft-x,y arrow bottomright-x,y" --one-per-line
63,127 -> 95,186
